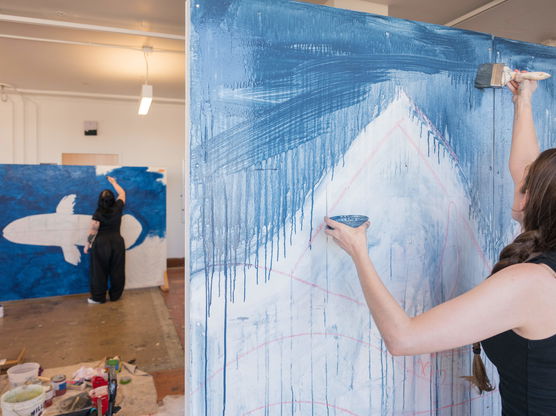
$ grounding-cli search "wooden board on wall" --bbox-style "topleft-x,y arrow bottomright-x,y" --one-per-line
62,153 -> 119,166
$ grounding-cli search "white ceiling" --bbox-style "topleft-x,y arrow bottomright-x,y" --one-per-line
0,0 -> 553,101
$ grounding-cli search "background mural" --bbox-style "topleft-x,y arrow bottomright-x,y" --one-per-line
0,164 -> 167,301
189,0 -> 556,414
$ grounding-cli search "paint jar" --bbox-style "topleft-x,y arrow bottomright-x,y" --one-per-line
51,374 -> 67,396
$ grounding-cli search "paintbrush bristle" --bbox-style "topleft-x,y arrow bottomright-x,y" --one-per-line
475,63 -> 506,88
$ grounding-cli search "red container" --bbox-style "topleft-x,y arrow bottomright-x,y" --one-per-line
91,375 -> 108,389
89,386 -> 109,415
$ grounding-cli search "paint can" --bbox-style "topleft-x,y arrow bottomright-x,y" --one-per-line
0,384 -> 45,416
51,374 -> 67,396
0,304 -> 3,318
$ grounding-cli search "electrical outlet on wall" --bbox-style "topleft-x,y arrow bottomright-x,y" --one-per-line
84,121 -> 98,136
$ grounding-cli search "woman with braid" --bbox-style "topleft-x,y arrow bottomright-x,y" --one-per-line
84,176 -> 127,304
326,76 -> 556,414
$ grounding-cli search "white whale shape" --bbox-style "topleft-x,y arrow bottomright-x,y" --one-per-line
2,194 -> 142,266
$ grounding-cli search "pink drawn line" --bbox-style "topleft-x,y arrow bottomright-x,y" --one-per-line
241,389 -> 497,416
191,332 -> 381,396
402,388 -> 497,415
398,122 -> 491,271
409,100 -> 459,163
217,262 -> 366,307
436,200 -> 465,299
243,400 -> 361,416
211,261 -> 468,358
291,118 -> 405,274
191,331 -> 468,397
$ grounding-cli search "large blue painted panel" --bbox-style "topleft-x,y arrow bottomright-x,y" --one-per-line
0,164 -> 167,301
492,39 -> 556,257
187,0 -> 545,414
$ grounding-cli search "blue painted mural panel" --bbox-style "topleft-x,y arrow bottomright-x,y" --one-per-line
189,0 -> 553,414
492,39 -> 556,256
0,164 -> 167,301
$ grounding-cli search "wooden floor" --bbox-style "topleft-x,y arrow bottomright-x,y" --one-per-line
0,267 -> 185,403
156,267 -> 185,401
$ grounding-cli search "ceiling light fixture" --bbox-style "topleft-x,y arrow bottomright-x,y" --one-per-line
138,46 -> 153,115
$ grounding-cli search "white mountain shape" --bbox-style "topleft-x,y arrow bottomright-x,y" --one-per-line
190,91 -> 493,415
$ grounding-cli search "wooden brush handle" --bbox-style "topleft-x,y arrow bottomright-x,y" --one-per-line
513,71 -> 551,81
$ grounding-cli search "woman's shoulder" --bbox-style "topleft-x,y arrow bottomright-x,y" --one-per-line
491,262 -> 555,288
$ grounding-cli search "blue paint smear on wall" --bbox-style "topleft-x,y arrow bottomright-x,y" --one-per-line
492,39 -> 556,256
189,0 -> 555,414
190,0 -> 494,297
0,164 -> 166,301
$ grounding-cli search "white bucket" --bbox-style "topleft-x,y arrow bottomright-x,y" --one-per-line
1,384 -> 45,416
7,363 -> 40,387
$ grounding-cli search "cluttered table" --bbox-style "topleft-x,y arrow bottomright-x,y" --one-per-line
0,359 -> 159,416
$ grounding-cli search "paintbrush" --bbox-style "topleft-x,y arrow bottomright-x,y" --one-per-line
475,63 -> 551,88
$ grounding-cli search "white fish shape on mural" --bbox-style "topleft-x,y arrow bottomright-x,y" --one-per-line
2,194 -> 142,266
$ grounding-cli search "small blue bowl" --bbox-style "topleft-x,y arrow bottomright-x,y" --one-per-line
328,215 -> 369,229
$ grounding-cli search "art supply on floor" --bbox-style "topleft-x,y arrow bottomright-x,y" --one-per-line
51,373 -> 67,396
92,375 -> 108,389
0,304 -> 4,318
105,356 -> 121,373
89,385 -> 109,415
474,63 -> 551,88
328,215 -> 369,229
0,348 -> 26,372
7,362 -> 40,387
0,384 -> 45,416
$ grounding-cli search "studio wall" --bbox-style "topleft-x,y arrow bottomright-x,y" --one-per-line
0,95 -> 185,258
188,0 -> 556,414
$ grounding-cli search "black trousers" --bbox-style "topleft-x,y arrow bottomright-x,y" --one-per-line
90,233 -> 126,302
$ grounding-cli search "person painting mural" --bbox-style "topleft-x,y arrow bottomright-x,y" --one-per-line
84,176 -> 127,304
325,76 -> 556,414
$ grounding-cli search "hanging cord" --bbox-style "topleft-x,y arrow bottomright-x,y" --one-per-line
143,47 -> 151,85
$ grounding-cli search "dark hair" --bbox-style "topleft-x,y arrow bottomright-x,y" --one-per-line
97,189 -> 116,213
464,149 -> 556,393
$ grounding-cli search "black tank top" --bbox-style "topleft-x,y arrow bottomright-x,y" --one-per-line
481,251 -> 556,415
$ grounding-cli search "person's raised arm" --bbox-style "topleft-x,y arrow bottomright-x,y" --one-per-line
324,217 -> 546,356
508,75 -> 539,223
107,176 -> 126,204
